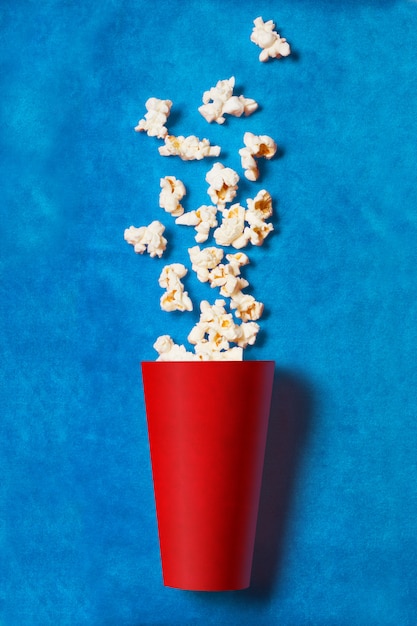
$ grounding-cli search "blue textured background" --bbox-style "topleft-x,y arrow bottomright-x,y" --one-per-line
1,1 -> 416,624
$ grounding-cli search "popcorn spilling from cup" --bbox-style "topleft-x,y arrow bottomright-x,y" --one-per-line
125,17 -> 291,361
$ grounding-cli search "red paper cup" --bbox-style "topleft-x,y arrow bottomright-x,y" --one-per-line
141,360 -> 275,591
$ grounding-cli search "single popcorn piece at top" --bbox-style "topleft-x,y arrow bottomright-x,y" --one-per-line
158,263 -> 193,312
250,17 -> 291,62
158,135 -> 221,161
175,205 -> 218,243
159,176 -> 186,217
239,131 -> 278,181
124,221 -> 167,258
205,162 -> 240,208
134,97 -> 172,138
199,76 -> 258,124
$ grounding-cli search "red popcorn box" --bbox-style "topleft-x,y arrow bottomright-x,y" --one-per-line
141,360 -> 275,591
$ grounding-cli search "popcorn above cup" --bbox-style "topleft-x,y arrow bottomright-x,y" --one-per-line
250,17 -> 291,62
134,97 -> 172,138
175,205 -> 218,243
159,263 -> 193,312
199,76 -> 258,125
158,135 -> 221,161
239,132 -> 278,181
159,176 -> 186,217
124,221 -> 167,258
205,162 -> 240,209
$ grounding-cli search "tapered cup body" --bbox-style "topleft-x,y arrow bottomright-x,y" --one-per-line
141,360 -> 275,591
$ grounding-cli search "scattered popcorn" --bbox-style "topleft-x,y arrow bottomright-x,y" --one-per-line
159,176 -> 186,217
158,135 -> 221,160
213,204 -> 249,249
242,190 -> 274,245
194,343 -> 243,361
189,245 -> 224,282
175,205 -> 218,243
134,97 -> 172,138
188,299 -> 259,354
188,299 -> 241,350
230,292 -> 264,322
153,335 -> 197,361
153,334 -> 243,361
158,263 -> 193,312
235,320 -> 260,348
205,162 -> 240,208
250,17 -> 291,62
199,76 -> 258,124
246,189 -> 273,220
239,132 -> 278,181
124,221 -> 167,258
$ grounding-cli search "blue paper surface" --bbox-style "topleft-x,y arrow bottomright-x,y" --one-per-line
1,1 -> 416,624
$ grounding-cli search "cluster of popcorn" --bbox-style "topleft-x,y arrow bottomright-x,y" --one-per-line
198,76 -> 258,125
154,299 -> 258,362
125,17 -> 290,361
250,17 -> 291,62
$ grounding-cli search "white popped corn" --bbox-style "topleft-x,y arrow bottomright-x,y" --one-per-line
239,132 -> 278,181
158,135 -> 221,160
188,299 -> 240,351
153,335 -> 197,361
189,245 -> 224,282
213,204 -> 249,249
199,76 -> 258,125
134,97 -> 172,138
124,221 -> 167,258
159,176 -> 186,217
246,189 -> 273,220
230,292 -> 264,322
250,17 -> 291,62
205,162 -> 240,208
158,263 -> 193,312
175,205 -> 218,243
235,320 -> 260,348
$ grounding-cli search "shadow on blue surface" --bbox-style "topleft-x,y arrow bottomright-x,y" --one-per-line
248,368 -> 314,599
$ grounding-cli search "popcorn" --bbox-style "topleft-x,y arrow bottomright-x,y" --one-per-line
134,97 -> 172,138
230,292 -> 264,322
188,299 -> 259,355
158,263 -> 193,312
206,254 -> 249,298
153,335 -> 197,361
250,17 -> 291,62
159,176 -> 186,217
246,189 -> 273,220
175,205 -> 218,243
213,204 -> 249,249
199,76 -> 258,124
158,135 -> 221,160
188,299 -> 241,351
239,132 -> 278,181
188,245 -> 224,282
124,221 -> 167,258
235,320 -> 260,348
205,162 -> 239,208
243,189 -> 274,246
